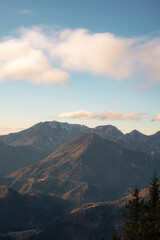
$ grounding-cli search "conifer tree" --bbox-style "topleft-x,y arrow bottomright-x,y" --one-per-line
122,186 -> 142,240
148,171 -> 159,212
141,171 -> 160,240
113,172 -> 160,240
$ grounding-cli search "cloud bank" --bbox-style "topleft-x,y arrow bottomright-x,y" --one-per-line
0,27 -> 160,85
56,110 -> 146,121
0,37 -> 69,85
153,114 -> 160,121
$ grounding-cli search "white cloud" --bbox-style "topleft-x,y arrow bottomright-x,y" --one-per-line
153,114 -> 160,121
52,29 -> 160,85
0,27 -> 160,86
98,111 -> 146,120
55,110 -> 146,121
56,111 -> 95,119
0,37 -> 70,85
20,27 -> 52,49
53,29 -> 135,80
134,38 -> 160,85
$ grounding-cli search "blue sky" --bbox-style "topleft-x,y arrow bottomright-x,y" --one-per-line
0,0 -> 160,135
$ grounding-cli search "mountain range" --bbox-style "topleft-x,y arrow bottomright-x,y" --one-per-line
0,120 -> 159,240
0,121 -> 159,204
5,132 -> 154,204
0,121 -> 160,158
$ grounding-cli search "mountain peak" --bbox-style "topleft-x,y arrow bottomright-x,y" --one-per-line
93,124 -> 123,142
48,132 -> 105,161
126,130 -> 148,139
95,124 -> 120,131
130,129 -> 144,135
63,131 -> 107,149
68,132 -> 103,144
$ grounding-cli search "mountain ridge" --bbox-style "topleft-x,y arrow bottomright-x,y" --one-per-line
0,121 -> 159,157
6,132 -> 154,205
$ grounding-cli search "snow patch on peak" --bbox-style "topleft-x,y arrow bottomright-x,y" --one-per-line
49,121 -> 72,132
60,122 -> 72,131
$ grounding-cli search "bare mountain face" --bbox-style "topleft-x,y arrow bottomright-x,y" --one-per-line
0,121 -> 159,158
0,140 -> 44,176
6,133 -> 154,205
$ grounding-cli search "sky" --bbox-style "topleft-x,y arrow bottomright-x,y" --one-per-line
0,0 -> 160,135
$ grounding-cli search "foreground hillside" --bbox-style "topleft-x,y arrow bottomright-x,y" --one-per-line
6,132 -> 154,204
0,186 -> 70,231
0,185 -> 150,240
27,186 -> 150,240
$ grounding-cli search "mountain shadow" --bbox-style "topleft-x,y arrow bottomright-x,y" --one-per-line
0,185 -> 70,231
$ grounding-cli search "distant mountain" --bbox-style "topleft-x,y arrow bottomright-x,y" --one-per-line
0,121 -> 159,158
92,124 -> 124,141
6,132 -> 154,204
145,131 -> 160,155
112,130 -> 148,151
0,140 -> 44,176
123,130 -> 160,156
0,185 -> 70,231
126,129 -> 148,142
0,121 -> 89,158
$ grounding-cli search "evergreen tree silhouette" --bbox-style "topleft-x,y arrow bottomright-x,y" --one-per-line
113,172 -> 160,240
